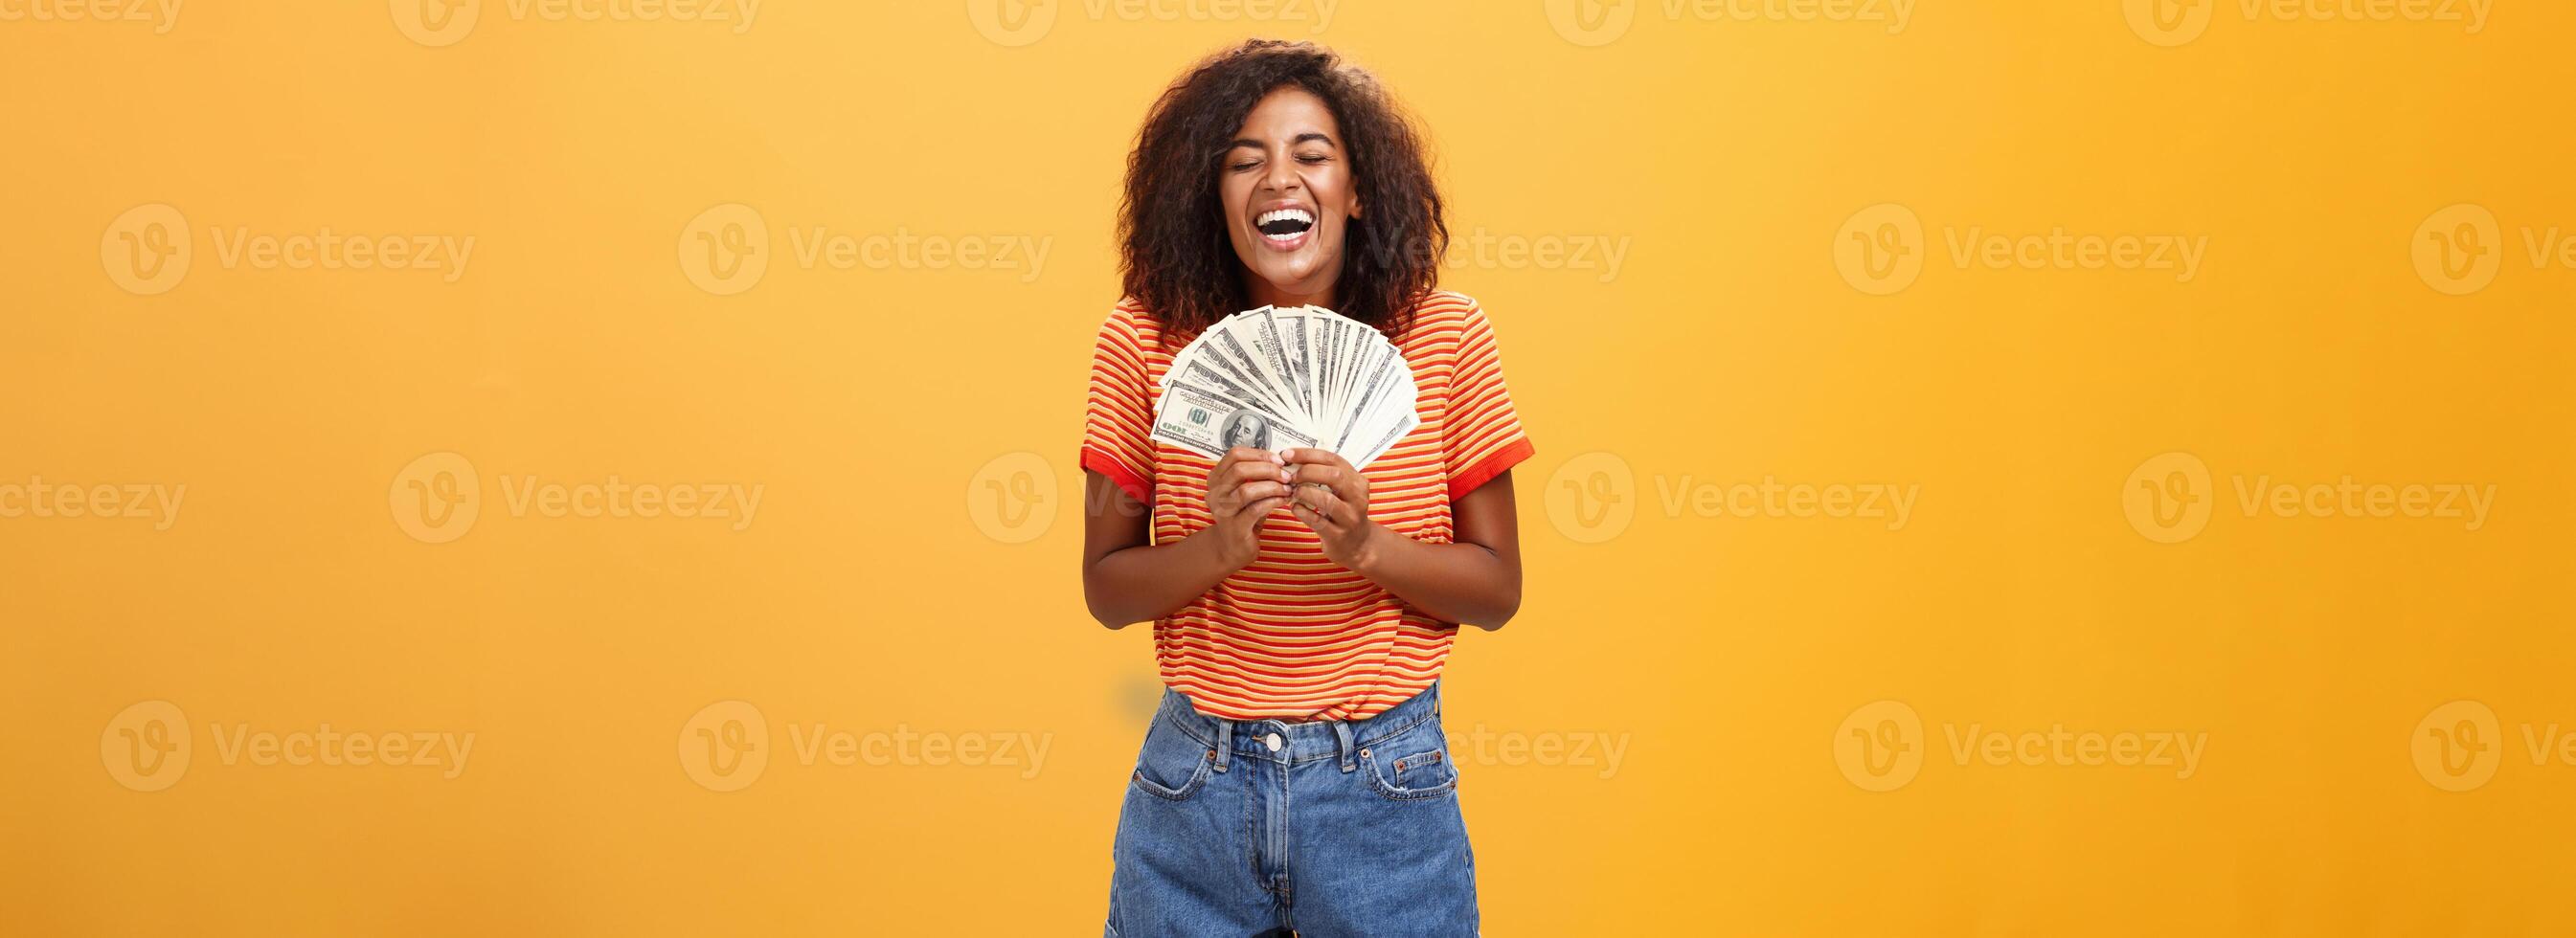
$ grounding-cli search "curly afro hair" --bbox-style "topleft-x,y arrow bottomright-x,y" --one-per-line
1119,39 -> 1448,338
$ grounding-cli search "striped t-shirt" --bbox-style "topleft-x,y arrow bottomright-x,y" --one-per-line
1081,291 -> 1534,722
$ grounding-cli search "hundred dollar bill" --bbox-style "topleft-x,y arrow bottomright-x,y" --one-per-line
1335,343 -> 1411,452
1277,307 -> 1313,414
1152,381 -> 1319,459
1167,354 -> 1270,410
1205,324 -> 1297,414
1172,340 -> 1277,414
1313,315 -> 1349,426
1247,306 -> 1307,415
1350,401 -> 1421,470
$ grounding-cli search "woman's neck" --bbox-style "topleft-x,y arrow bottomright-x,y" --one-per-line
1244,278 -> 1336,312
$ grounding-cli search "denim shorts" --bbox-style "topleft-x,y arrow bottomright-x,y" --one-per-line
1105,681 -> 1479,936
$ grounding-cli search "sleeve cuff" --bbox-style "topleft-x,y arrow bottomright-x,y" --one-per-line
1447,437 -> 1534,502
1081,446 -> 1153,504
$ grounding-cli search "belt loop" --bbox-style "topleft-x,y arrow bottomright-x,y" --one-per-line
1333,720 -> 1356,773
1211,720 -> 1232,773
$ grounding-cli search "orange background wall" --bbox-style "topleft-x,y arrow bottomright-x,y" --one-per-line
5,1 -> 2572,934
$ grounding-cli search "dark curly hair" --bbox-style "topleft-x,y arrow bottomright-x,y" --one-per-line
1119,39 -> 1448,338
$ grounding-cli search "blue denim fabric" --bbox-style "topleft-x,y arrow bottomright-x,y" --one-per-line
1105,682 -> 1479,937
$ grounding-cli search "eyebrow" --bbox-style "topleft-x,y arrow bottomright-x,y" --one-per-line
1229,132 -> 1338,150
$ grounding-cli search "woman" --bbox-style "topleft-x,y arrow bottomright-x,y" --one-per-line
1080,39 -> 1532,936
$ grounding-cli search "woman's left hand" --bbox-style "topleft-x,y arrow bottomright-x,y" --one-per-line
1283,448 -> 1379,570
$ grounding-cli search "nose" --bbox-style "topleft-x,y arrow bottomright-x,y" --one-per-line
1261,153 -> 1301,194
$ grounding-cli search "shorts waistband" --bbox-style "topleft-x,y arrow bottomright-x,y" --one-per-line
1154,683 -> 1445,770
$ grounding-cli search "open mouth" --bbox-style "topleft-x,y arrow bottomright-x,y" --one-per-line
1255,208 -> 1316,242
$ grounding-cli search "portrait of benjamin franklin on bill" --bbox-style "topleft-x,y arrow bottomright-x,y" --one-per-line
1220,409 -> 1272,451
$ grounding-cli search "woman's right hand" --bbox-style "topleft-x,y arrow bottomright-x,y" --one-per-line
1203,447 -> 1293,569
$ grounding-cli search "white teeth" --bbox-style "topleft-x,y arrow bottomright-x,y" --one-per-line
1256,208 -> 1316,227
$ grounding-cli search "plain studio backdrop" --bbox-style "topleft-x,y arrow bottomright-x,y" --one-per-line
5,2 -> 2573,934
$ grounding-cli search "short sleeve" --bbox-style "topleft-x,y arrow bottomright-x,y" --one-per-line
1440,301 -> 1535,500
1080,306 -> 1158,503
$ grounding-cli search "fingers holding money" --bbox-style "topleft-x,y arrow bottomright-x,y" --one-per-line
1209,447 -> 1294,515
1282,448 -> 1368,528
1287,484 -> 1349,530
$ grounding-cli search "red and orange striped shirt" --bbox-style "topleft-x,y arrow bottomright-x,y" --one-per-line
1082,291 -> 1534,721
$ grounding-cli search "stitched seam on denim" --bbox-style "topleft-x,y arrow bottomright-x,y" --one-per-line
1359,748 -> 1458,801
1164,708 -> 1215,749
1129,755 -> 1209,801
1393,748 -> 1446,783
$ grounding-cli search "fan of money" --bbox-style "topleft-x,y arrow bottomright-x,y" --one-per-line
1151,304 -> 1419,470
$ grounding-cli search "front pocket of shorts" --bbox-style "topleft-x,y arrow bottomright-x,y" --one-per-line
1360,745 -> 1459,801
1128,719 -> 1216,801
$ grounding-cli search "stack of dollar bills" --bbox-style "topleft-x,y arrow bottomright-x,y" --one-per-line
1150,304 -> 1419,469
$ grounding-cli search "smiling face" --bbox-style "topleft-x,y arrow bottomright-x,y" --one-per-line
1220,86 -> 1360,310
